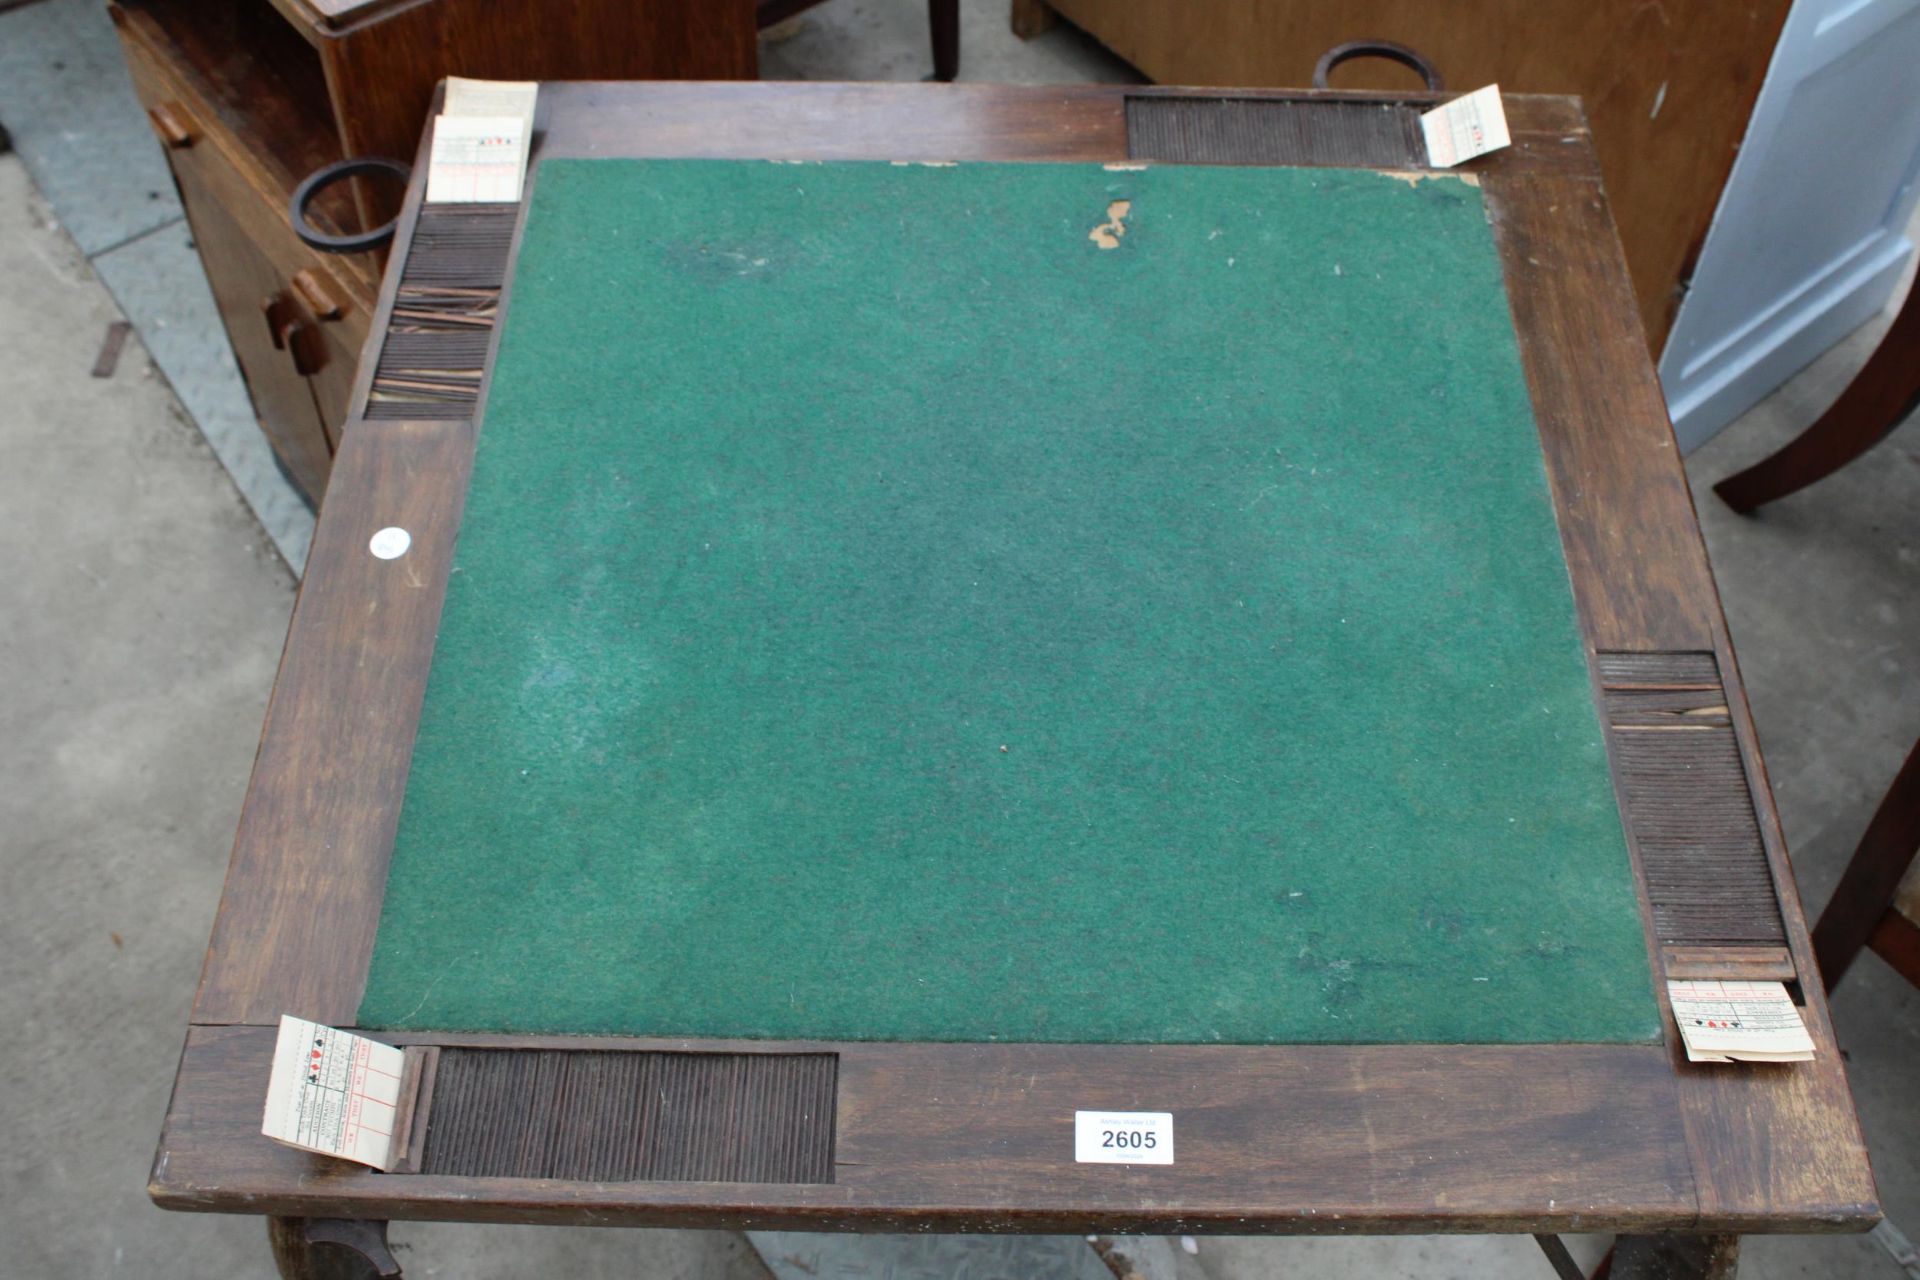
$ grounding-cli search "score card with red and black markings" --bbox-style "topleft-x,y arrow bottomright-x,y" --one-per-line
261,1015 -> 405,1169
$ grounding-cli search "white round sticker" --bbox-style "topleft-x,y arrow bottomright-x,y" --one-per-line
369,526 -> 412,560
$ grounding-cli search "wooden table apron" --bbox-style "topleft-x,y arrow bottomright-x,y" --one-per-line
152,83 -> 1879,1235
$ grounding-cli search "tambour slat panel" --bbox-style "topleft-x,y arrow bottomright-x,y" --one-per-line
1599,652 -> 1789,948
1126,96 -> 1427,169
420,1049 -> 838,1184
1594,651 -> 1721,687
366,203 -> 518,420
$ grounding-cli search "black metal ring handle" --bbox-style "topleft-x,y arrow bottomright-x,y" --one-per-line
288,157 -> 411,254
1312,41 -> 1445,93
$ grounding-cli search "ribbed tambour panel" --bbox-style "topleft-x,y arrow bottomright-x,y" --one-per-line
1599,652 -> 1788,946
1125,96 -> 1426,169
421,1050 -> 837,1183
1594,651 -> 1721,687
365,203 -> 518,420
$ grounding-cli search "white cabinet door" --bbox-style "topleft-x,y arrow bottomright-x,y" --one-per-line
1658,0 -> 1920,451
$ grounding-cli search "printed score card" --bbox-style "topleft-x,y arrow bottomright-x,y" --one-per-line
1667,980 -> 1816,1064
1421,85 -> 1511,168
425,77 -> 539,204
262,1015 -> 410,1168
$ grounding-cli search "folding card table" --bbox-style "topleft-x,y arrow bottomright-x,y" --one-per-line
151,82 -> 1879,1279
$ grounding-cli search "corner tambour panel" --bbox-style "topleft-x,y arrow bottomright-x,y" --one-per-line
1598,652 -> 1788,946
365,203 -> 517,420
1126,96 -> 1427,169
421,1050 -> 838,1183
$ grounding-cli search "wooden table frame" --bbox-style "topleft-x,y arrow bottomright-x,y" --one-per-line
151,82 -> 1879,1278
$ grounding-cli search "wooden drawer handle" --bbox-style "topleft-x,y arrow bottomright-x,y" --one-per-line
292,268 -> 345,321
260,294 -> 324,376
284,320 -> 322,377
261,295 -> 289,349
146,103 -> 196,148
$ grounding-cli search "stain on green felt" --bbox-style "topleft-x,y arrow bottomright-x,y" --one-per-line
358,159 -> 1661,1044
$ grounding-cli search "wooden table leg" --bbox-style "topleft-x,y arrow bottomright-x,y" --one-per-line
1534,1234 -> 1589,1280
1713,281 -> 1920,513
1812,735 -> 1920,991
268,1218 -> 403,1280
1605,1234 -> 1740,1279
928,0 -> 959,81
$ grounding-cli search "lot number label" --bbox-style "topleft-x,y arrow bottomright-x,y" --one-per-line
1074,1110 -> 1173,1165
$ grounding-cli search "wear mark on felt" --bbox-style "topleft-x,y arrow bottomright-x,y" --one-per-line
1088,199 -> 1132,250
1375,169 -> 1480,189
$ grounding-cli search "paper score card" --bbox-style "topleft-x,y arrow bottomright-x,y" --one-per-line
1668,980 -> 1816,1064
1421,85 -> 1511,168
425,77 -> 539,204
261,1015 -> 408,1168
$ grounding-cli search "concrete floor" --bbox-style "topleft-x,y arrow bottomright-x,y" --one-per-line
0,1 -> 1915,1277
0,0 -> 317,571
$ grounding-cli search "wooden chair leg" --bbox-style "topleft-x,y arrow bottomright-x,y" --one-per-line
268,1218 -> 403,1280
929,0 -> 959,80
1010,0 -> 1059,40
1812,735 -> 1920,991
1714,281 -> 1920,514
1869,909 -> 1920,985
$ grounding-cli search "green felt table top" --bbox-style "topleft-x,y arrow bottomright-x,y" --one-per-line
356,157 -> 1661,1045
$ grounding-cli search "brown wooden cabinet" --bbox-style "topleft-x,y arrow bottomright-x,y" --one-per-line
111,0 -> 757,504
1011,0 -> 1792,356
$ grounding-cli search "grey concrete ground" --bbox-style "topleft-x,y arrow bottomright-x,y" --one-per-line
0,155 -> 289,1275
0,0 -> 1915,1277
1685,313 -> 1920,1280
0,0 -> 315,571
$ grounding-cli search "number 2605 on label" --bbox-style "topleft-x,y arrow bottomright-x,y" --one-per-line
1074,1110 -> 1174,1165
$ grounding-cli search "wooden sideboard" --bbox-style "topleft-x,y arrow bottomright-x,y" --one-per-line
111,0 -> 756,504
1011,0 -> 1792,356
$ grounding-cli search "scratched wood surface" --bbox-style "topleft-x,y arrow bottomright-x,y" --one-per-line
164,82 -> 1877,1237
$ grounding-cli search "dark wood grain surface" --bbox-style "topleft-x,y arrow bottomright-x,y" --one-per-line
192,418 -> 473,1026
319,7 -> 757,188
159,1025 -> 1726,1232
162,81 -> 1878,1238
